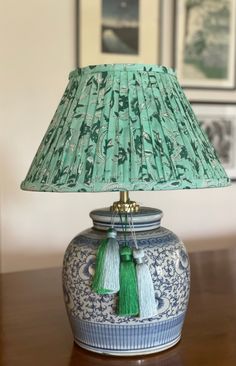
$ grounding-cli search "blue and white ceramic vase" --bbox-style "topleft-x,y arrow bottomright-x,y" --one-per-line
62,207 -> 190,356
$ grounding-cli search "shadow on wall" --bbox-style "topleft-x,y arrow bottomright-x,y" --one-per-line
186,235 -> 236,253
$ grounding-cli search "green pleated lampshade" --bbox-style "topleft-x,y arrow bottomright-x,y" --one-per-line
21,64 -> 230,192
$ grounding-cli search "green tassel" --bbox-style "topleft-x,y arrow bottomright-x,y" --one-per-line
92,228 -> 120,295
117,246 -> 139,316
92,238 -> 107,294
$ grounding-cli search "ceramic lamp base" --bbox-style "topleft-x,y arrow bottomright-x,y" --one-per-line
63,207 -> 190,356
75,335 -> 181,356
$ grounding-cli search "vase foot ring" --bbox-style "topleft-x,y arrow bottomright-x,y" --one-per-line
74,335 -> 181,356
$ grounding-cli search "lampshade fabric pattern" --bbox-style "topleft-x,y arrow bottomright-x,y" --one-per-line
21,64 -> 230,192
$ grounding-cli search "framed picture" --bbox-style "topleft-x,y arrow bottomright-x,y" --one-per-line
192,102 -> 236,180
175,0 -> 236,89
78,0 -> 161,67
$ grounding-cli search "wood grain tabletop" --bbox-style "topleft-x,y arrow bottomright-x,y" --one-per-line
1,247 -> 236,366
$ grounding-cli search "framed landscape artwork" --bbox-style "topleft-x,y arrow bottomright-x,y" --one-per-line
175,0 -> 236,89
192,103 -> 236,180
78,0 -> 161,67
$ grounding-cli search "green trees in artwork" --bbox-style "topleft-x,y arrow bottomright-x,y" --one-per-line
185,0 -> 202,39
184,0 -> 230,78
186,0 -> 202,8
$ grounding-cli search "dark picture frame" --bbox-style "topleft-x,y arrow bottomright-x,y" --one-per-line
192,102 -> 236,180
77,0 -> 161,67
174,0 -> 236,90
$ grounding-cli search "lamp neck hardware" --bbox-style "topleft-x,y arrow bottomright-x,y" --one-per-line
111,191 -> 140,213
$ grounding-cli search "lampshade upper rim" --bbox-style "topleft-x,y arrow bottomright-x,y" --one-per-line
69,63 -> 177,79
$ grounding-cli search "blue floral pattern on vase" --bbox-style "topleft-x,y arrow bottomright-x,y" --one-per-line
63,226 -> 190,325
62,208 -> 191,354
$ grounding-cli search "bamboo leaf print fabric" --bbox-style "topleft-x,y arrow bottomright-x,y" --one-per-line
21,64 -> 230,192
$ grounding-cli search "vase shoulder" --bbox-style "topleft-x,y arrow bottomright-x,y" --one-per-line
71,225 -> 180,249
90,206 -> 163,232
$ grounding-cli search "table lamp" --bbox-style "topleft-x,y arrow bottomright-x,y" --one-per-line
21,64 -> 230,356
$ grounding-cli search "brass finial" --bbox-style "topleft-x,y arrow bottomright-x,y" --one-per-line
111,191 -> 140,213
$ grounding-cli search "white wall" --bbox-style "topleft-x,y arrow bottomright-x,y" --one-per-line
0,0 -> 77,272
0,0 -> 236,273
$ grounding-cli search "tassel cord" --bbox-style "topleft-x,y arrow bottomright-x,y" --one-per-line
111,209 -> 118,229
119,211 -> 128,247
128,213 -> 138,250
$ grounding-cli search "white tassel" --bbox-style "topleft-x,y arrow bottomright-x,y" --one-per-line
133,249 -> 158,318
102,228 -> 120,293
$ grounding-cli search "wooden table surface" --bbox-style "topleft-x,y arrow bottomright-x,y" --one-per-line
1,248 -> 236,366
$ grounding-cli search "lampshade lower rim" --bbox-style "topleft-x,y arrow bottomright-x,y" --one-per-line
20,177 -> 231,192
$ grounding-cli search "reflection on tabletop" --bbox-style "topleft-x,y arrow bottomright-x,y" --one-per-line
69,343 -> 184,366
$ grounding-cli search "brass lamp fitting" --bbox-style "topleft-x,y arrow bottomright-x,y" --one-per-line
111,191 -> 140,213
